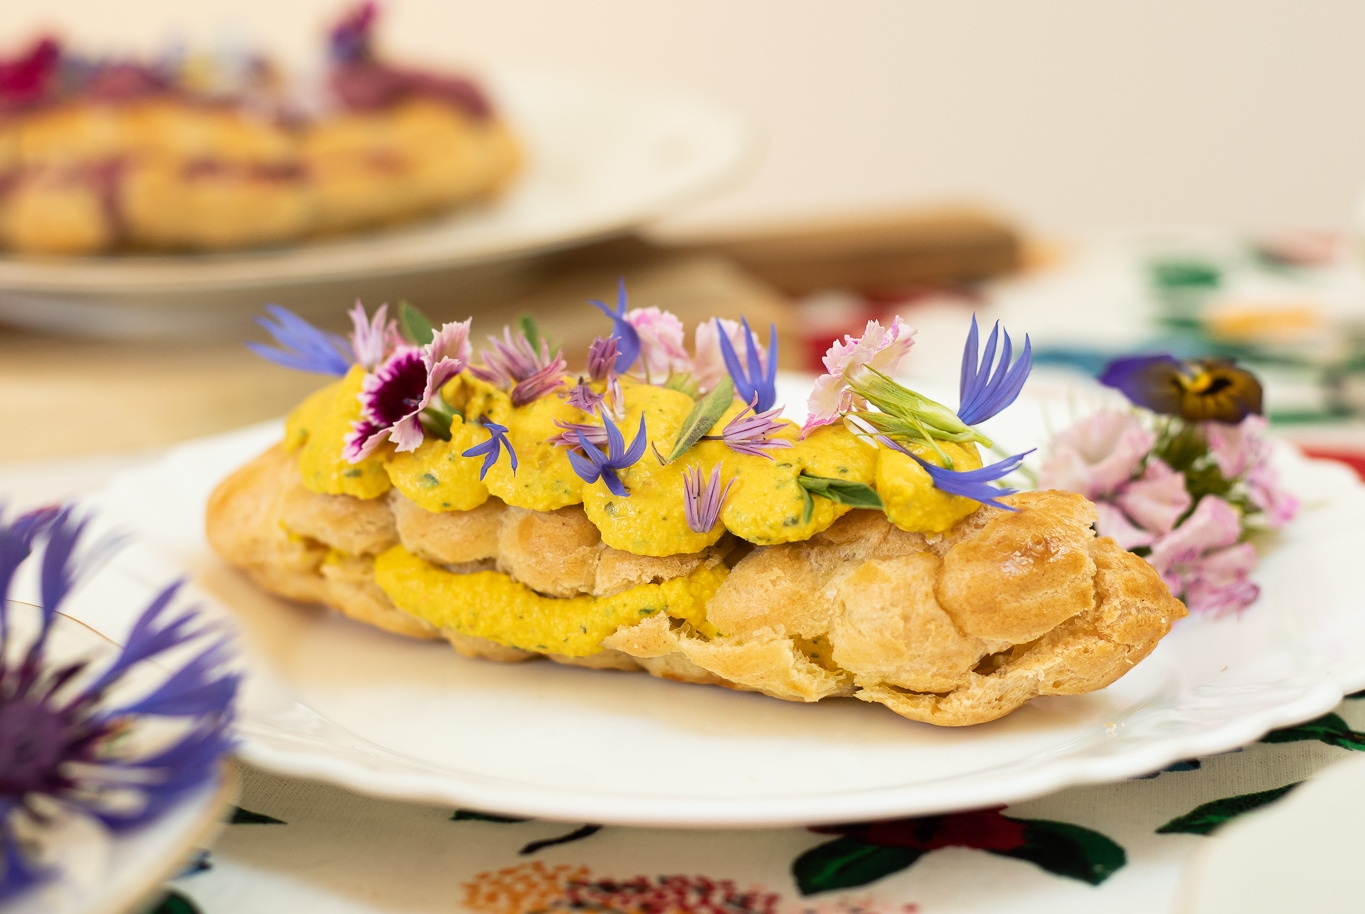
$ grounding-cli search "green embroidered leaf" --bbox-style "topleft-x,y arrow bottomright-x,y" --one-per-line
1348,689 -> 1365,700
451,809 -> 530,823
792,835 -> 923,896
666,376 -> 733,463
1156,783 -> 1301,835
797,474 -> 884,511
399,300 -> 436,346
141,889 -> 202,914
994,819 -> 1126,885
230,806 -> 284,825
1261,713 -> 1365,750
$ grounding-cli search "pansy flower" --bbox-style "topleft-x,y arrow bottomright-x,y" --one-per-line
1099,354 -> 1263,423
344,319 -> 471,461
805,316 -> 916,431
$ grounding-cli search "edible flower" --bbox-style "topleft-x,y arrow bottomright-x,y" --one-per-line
469,326 -> 566,407
694,318 -> 763,394
1145,495 -> 1259,616
248,305 -> 351,376
589,279 -> 641,373
1099,354 -> 1263,424
903,445 -> 1033,511
1036,410 -> 1156,500
0,508 -> 238,898
850,369 -> 986,451
548,419 -> 610,451
344,319 -> 471,461
585,336 -> 619,382
957,315 -> 1032,425
563,382 -> 605,414
701,396 -> 793,459
566,411 -> 648,497
348,301 -> 402,371
683,464 -> 734,533
805,316 -> 916,430
716,317 -> 779,412
625,307 -> 692,383
461,420 -> 517,480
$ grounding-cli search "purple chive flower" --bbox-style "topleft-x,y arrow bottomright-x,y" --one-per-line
683,464 -> 734,534
957,314 -> 1032,426
586,336 -> 620,382
548,419 -> 610,451
469,326 -> 567,406
909,449 -> 1035,511
247,305 -> 352,376
348,301 -> 402,371
0,508 -> 238,899
702,396 -> 794,459
566,411 -> 648,497
344,319 -> 472,461
564,382 -> 605,413
589,279 -> 641,373
716,317 -> 779,413
461,421 -> 517,480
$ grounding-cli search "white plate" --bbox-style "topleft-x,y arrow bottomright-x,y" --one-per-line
0,67 -> 750,338
54,377 -> 1365,828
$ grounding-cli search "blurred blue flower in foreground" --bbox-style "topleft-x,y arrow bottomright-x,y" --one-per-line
0,508 -> 238,898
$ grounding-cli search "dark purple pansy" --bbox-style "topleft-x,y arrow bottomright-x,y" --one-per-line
1099,354 -> 1263,424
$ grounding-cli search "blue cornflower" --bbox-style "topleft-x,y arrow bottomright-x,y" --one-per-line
957,314 -> 1032,426
566,411 -> 648,497
589,279 -> 641,373
462,420 -> 518,480
716,317 -> 779,412
908,448 -> 1035,511
247,305 -> 352,376
0,507 -> 238,899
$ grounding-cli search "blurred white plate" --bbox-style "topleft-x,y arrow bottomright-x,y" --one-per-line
45,378 -> 1365,828
0,67 -> 751,338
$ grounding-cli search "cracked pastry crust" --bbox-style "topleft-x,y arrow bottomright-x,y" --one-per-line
207,444 -> 1187,726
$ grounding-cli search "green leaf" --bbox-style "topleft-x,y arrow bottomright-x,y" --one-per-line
797,474 -> 884,511
1156,783 -> 1301,835
792,835 -> 923,896
399,300 -> 436,346
230,806 -> 284,825
451,809 -> 530,823
666,376 -> 734,463
1261,713 -> 1365,750
994,819 -> 1126,885
141,889 -> 202,914
517,313 -> 541,353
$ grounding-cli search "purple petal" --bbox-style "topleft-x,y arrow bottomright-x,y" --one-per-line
909,448 -> 1034,511
248,305 -> 351,377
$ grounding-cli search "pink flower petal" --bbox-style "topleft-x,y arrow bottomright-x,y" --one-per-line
1205,415 -> 1268,479
803,316 -> 916,431
426,319 -> 473,369
625,307 -> 691,381
1038,410 -> 1154,499
1095,500 -> 1156,550
1147,495 -> 1243,586
694,318 -> 762,393
388,414 -> 426,453
1115,459 -> 1191,536
1247,462 -> 1299,528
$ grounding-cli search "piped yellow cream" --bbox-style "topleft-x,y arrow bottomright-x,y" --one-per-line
373,544 -> 726,656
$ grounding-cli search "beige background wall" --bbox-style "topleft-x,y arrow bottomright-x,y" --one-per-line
4,0 -> 1362,236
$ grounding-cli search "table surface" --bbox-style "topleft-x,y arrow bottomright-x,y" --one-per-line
4,230 -> 1363,914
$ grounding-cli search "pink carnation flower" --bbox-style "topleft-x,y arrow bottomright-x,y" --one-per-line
344,319 -> 471,461
348,301 -> 403,371
1206,415 -> 1298,528
1036,410 -> 1155,500
1115,458 -> 1191,536
625,307 -> 691,382
693,318 -> 764,393
804,316 -> 917,431
1147,495 -> 1260,616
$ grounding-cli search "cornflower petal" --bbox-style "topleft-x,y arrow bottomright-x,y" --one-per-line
589,279 -> 641,373
247,305 -> 352,376
716,317 -> 779,412
957,314 -> 1032,425
683,464 -> 734,533
905,447 -> 1035,511
461,421 -> 517,479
